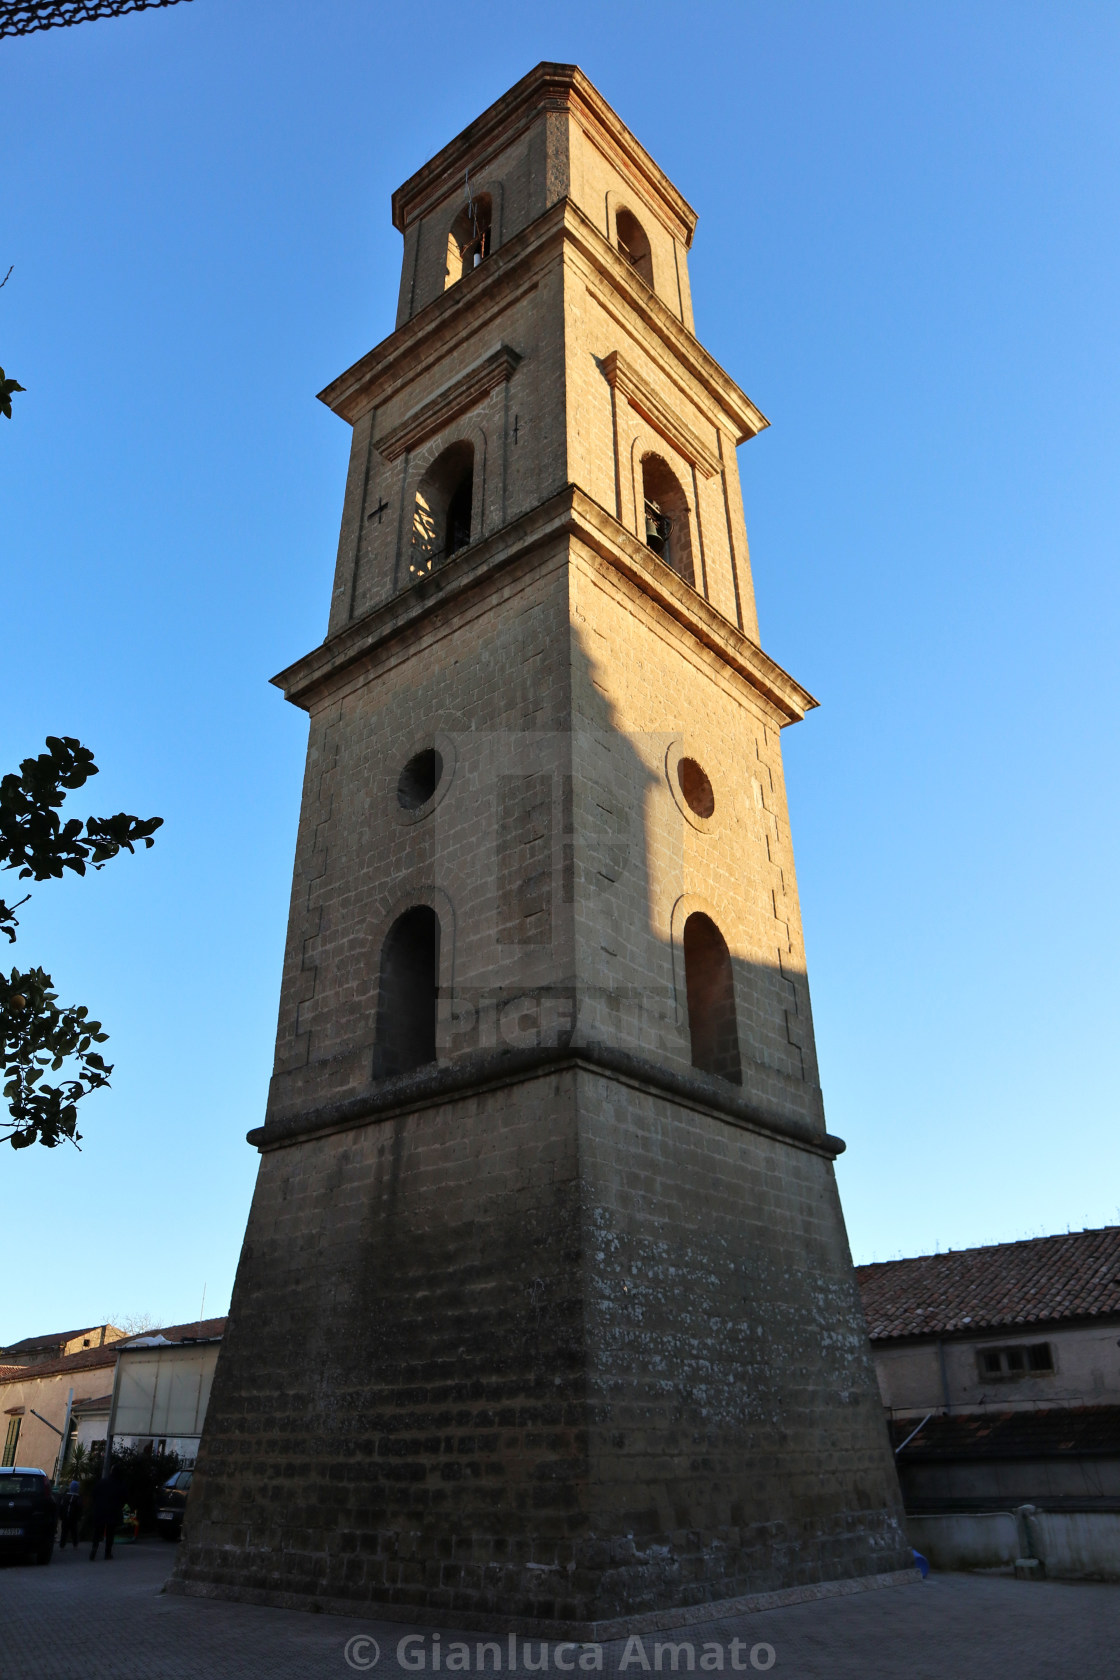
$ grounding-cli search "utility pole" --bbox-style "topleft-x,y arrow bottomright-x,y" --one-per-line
49,1388 -> 75,1484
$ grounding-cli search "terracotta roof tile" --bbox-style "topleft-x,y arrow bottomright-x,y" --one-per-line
0,1324 -> 120,1357
0,1319 -> 228,1389
856,1226 -> 1120,1340
0,1344 -> 122,1385
70,1393 -> 113,1412
130,1316 -> 227,1344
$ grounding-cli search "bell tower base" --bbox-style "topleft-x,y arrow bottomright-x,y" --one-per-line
171,1052 -> 914,1630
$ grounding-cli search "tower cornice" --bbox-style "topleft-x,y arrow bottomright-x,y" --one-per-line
319,199 -> 767,445
249,1042 -> 844,1162
390,62 -> 698,248
271,484 -> 816,727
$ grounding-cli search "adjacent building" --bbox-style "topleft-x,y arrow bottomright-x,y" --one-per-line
857,1226 -> 1120,1513
0,1318 -> 226,1476
107,1320 -> 225,1465
0,1323 -> 125,1368
1,1342 -> 123,1475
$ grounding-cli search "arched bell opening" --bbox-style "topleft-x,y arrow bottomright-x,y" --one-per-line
445,192 -> 492,288
615,207 -> 653,288
641,453 -> 695,588
410,441 -> 475,581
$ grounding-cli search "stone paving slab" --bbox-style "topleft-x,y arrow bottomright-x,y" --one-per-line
2,1541 -> 1117,1680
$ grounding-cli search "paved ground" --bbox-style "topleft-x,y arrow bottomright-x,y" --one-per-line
2,1541 -> 1117,1680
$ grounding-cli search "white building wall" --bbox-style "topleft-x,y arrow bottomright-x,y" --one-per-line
874,1319 -> 1120,1417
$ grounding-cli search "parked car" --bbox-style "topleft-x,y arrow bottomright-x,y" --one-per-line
0,1467 -> 56,1564
155,1468 -> 193,1539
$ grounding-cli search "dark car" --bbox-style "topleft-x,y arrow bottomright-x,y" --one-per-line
155,1469 -> 193,1539
0,1467 -> 56,1564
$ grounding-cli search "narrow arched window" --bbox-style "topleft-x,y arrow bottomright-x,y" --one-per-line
445,192 -> 492,288
411,441 -> 474,580
683,912 -> 742,1085
616,208 -> 653,288
376,905 -> 440,1078
641,453 -> 695,588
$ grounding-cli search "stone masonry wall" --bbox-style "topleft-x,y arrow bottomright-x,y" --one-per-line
179,1060 -> 908,1625
577,1069 -> 910,1617
178,1071 -> 593,1622
269,543 -> 574,1125
569,542 -> 821,1128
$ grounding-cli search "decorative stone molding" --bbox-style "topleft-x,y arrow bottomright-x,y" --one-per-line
318,202 -> 766,442
373,345 -> 521,461
603,349 -> 723,479
250,1040 -> 844,1162
390,62 -> 699,249
270,485 -> 817,727
271,484 -> 817,725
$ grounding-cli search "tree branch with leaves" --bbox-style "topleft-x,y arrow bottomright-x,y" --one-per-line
1,736 -> 162,1150
0,262 -> 22,419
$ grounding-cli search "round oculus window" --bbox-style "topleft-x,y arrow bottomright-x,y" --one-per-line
397,748 -> 443,811
677,757 -> 715,820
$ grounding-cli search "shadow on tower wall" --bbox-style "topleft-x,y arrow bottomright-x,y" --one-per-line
345,628 -> 821,1136
173,622 -> 910,1628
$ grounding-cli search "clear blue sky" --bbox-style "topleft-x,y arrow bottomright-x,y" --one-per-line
3,1 -> 1118,1341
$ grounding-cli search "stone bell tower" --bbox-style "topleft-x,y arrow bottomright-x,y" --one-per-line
174,63 -> 911,1632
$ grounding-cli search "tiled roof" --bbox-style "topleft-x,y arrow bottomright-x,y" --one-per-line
856,1226 -> 1120,1340
890,1406 -> 1120,1460
0,1324 -> 119,1357
130,1316 -> 227,1344
0,1344 -> 122,1385
71,1392 -> 113,1413
0,1318 -> 228,1389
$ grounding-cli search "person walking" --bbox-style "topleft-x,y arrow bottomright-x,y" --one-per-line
89,1462 -> 126,1561
58,1478 -> 83,1549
